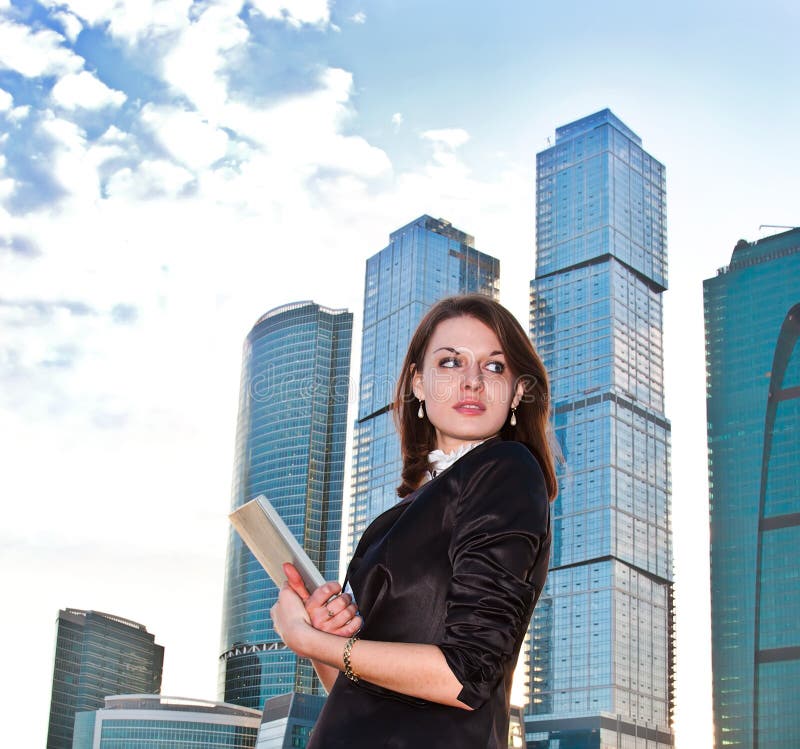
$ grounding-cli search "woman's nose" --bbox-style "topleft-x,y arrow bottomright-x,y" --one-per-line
462,363 -> 484,390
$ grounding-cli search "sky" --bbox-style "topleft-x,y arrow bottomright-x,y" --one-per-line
0,0 -> 798,746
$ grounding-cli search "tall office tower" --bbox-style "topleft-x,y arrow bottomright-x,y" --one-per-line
46,608 -> 164,749
704,228 -> 800,749
219,302 -> 353,710
347,215 -> 500,553
527,110 -> 673,748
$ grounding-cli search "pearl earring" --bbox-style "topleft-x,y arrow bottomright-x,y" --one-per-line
509,407 -> 517,426
418,400 -> 425,419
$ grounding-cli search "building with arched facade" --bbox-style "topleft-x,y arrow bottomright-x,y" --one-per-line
704,228 -> 800,749
219,302 -> 352,709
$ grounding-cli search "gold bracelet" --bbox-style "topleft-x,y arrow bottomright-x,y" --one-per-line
343,634 -> 359,683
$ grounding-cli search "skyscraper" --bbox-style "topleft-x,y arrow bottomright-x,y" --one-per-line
527,110 -> 673,748
219,301 -> 352,710
348,215 -> 500,553
46,608 -> 164,749
704,228 -> 800,749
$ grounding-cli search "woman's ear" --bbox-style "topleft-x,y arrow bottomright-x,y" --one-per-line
511,382 -> 524,410
411,364 -> 424,400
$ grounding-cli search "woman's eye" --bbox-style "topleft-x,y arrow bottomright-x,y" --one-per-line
439,356 -> 461,368
485,361 -> 505,374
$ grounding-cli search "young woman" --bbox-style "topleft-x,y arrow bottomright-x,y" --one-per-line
271,294 -> 557,748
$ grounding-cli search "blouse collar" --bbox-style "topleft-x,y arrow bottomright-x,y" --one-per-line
421,440 -> 487,484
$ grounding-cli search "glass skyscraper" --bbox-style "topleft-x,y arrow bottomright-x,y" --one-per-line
527,110 -> 674,748
347,215 -> 500,554
704,228 -> 800,749
219,301 -> 353,709
46,608 -> 164,749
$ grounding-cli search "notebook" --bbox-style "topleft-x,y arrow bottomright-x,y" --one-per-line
229,494 -> 326,593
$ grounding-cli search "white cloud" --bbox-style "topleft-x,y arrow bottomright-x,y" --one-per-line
140,104 -> 229,170
419,129 -> 472,175
392,112 -> 403,130
421,127 -> 470,149
40,113 -> 87,153
87,138 -> 128,168
224,67 -> 390,181
249,0 -> 330,28
38,113 -> 103,201
52,10 -> 84,42
0,149 -> 13,199
0,88 -> 12,111
51,71 -> 126,110
105,159 -> 195,199
350,11 -> 366,24
0,19 -> 84,77
162,1 -> 249,116
8,105 -> 31,122
97,124 -> 133,147
39,0 -> 192,43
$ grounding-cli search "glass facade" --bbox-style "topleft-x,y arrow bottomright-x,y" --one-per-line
219,302 -> 353,709
72,695 -> 260,749
46,609 -> 163,749
527,110 -> 674,749
348,215 -> 500,554
704,228 -> 800,749
255,692 -> 325,748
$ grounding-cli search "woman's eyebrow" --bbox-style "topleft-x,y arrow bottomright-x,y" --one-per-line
431,346 -> 506,357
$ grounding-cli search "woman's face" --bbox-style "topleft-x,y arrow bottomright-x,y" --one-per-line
412,315 -> 522,453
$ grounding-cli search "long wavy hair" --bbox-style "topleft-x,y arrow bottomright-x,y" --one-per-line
394,294 -> 557,500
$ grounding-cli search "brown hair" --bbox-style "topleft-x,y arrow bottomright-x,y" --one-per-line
394,294 -> 557,500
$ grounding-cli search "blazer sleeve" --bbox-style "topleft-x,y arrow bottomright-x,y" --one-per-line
438,441 -> 550,709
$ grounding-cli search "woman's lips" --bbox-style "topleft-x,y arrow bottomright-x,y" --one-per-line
453,401 -> 485,414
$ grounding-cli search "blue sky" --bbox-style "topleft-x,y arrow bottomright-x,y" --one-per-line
1,0 -> 798,745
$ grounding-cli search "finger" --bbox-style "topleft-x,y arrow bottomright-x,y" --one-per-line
332,614 -> 362,638
307,580 -> 342,610
283,563 -> 310,601
315,603 -> 359,633
277,583 -> 305,609
322,592 -> 352,620
326,594 -> 351,616
308,595 -> 346,629
309,597 -> 344,629
328,603 -> 358,630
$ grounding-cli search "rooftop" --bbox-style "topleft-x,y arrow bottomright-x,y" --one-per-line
554,108 -> 641,145
61,608 -> 150,632
389,215 -> 475,247
102,695 -> 261,718
251,300 -> 351,330
716,227 -> 800,275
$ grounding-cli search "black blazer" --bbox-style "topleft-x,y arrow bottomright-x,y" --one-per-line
308,438 -> 551,749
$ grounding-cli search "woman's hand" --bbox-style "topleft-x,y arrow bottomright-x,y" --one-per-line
272,564 -> 466,707
282,562 -> 362,638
